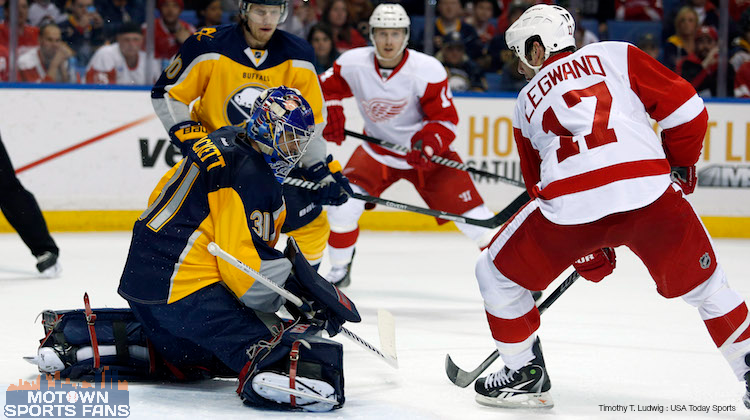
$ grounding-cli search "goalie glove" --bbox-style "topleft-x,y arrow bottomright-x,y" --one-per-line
322,100 -> 345,145
671,166 -> 697,195
302,155 -> 353,206
168,121 -> 207,146
573,247 -> 616,283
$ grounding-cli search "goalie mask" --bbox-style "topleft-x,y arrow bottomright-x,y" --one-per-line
247,86 -> 315,183
505,4 -> 575,75
238,0 -> 288,25
369,3 -> 410,61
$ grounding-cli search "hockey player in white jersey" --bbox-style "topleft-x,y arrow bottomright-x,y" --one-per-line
472,4 -> 750,409
319,3 -> 498,286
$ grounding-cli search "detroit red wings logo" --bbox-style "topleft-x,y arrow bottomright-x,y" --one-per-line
362,98 -> 408,122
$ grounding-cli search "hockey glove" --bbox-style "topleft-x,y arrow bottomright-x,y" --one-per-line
671,166 -> 697,195
303,155 -> 353,206
168,121 -> 207,146
406,125 -> 446,168
323,100 -> 345,145
573,247 -> 616,283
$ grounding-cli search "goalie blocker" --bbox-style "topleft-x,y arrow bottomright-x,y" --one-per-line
26,240 -> 360,412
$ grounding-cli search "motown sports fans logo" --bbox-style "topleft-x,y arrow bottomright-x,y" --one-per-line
361,98 -> 408,123
225,84 -> 268,126
698,165 -> 750,188
4,371 -> 130,417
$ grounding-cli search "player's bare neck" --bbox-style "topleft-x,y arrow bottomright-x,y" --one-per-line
377,53 -> 404,70
243,23 -> 268,49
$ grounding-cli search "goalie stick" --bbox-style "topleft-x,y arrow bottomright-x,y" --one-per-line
343,130 -> 524,188
283,177 -> 530,229
207,242 -> 399,369
444,270 -> 580,387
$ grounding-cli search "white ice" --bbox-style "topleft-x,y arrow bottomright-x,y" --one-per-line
1,231 -> 749,420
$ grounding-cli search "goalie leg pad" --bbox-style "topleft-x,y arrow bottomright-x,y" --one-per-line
32,306 -> 159,380
239,322 -> 345,411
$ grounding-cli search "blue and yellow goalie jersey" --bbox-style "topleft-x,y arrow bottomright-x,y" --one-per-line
118,125 -> 290,312
151,24 -> 326,166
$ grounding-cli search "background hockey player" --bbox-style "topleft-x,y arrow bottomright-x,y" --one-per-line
472,5 -> 750,409
151,0 -> 351,271
118,87 -> 356,412
319,3 -> 498,287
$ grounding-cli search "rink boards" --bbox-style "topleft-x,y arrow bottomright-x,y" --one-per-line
0,86 -> 748,237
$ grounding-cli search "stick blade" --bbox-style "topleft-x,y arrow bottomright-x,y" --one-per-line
377,309 -> 398,368
444,354 -> 474,388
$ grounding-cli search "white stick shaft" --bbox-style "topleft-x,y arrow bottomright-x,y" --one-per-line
340,326 -> 398,368
207,242 -> 303,307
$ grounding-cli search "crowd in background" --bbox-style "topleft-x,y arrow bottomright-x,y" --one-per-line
0,0 -> 749,97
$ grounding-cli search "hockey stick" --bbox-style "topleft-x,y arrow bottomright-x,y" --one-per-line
444,270 -> 581,387
343,129 -> 524,187
207,242 -> 399,369
283,177 -> 530,229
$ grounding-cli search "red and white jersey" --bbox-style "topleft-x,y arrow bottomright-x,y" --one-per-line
85,43 -> 161,85
16,47 -> 75,83
513,41 -> 707,225
320,47 -> 459,169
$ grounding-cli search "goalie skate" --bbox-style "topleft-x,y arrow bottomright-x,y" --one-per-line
251,372 -> 338,412
474,338 -> 553,409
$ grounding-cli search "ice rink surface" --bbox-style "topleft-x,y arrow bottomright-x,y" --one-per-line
2,231 -> 750,420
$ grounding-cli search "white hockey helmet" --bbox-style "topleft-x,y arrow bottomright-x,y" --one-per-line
505,4 -> 575,74
369,3 -> 411,61
238,0 -> 288,24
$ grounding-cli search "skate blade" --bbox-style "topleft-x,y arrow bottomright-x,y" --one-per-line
475,391 -> 554,409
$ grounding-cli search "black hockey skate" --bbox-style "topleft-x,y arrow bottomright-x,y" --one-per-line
474,337 -> 553,408
36,251 -> 61,278
744,370 -> 750,409
325,249 -> 355,288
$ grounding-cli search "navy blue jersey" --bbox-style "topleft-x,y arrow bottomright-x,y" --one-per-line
118,125 -> 291,312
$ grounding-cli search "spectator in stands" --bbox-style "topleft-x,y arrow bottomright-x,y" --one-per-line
96,0 -> 146,40
150,0 -> 195,60
730,8 -> 750,74
308,23 -> 337,74
689,0 -> 719,28
439,31 -> 486,92
59,0 -> 105,67
664,6 -> 698,71
573,9 -> 598,49
18,22 -> 76,83
196,0 -> 223,28
277,0 -> 306,38
485,2 -> 526,73
638,33 -> 661,62
467,0 -> 497,45
348,0 -> 373,41
28,0 -> 64,26
431,0 -> 482,59
0,0 -> 39,56
86,21 -> 160,85
731,0 -> 750,22
735,61 -> 750,97
322,0 -> 366,52
615,0 -> 662,21
498,55 -> 525,92
0,43 -> 7,81
677,26 -> 734,97
293,0 -> 319,36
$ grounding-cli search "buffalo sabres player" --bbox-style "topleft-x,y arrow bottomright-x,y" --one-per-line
472,5 -> 750,409
319,3 -> 497,287
151,0 -> 351,271
119,87 -> 358,412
